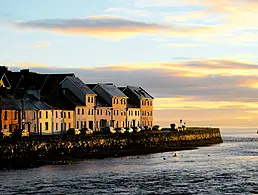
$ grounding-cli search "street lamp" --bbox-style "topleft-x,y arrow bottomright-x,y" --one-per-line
94,103 -> 99,132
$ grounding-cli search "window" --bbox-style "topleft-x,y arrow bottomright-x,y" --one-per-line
97,109 -> 99,115
4,111 -> 7,120
68,112 -> 71,118
64,112 -> 66,118
60,111 -> 63,118
128,111 -> 131,116
45,122 -> 48,130
116,99 -> 118,104
96,121 -> 98,128
46,111 -> 48,119
82,109 -> 84,115
100,109 -> 102,115
113,98 -> 116,104
135,111 -> 137,116
81,121 -> 83,129
150,101 -> 152,106
14,111 -> 18,120
124,99 -> 127,104
88,109 -> 91,115
4,125 -> 6,129
84,121 -> 86,128
91,97 -> 94,103
106,110 -> 108,115
121,99 -> 123,104
77,108 -> 80,115
121,111 -> 123,116
116,110 -> 119,115
39,111 -> 42,118
138,111 -> 140,116
114,110 -> 116,115
77,121 -> 79,129
88,96 -> 91,102
91,109 -> 94,115
56,111 -> 58,118
150,111 -> 152,116
56,123 -> 58,131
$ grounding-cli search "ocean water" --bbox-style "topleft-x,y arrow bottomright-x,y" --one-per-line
0,129 -> 257,195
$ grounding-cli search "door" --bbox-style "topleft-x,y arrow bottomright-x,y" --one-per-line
89,121 -> 93,130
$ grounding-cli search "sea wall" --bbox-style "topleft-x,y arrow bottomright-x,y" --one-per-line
0,128 -> 222,169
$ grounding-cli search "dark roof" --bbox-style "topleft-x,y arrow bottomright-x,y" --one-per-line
41,74 -> 74,94
1,96 -> 20,110
96,95 -> 111,107
63,89 -> 85,106
86,84 -> 97,90
63,77 -> 95,95
127,103 -> 140,108
40,94 -> 75,110
5,72 -> 23,93
126,86 -> 154,99
12,97 -> 38,110
98,83 -> 128,98
26,94 -> 52,110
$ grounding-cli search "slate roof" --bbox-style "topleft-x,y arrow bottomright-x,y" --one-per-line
1,96 -> 20,110
126,86 -> 154,99
96,95 -> 111,107
12,98 -> 38,110
26,94 -> 52,110
62,89 -> 85,106
98,83 -> 127,98
40,73 -> 75,94
40,93 -> 75,110
86,83 -> 97,90
63,77 -> 95,95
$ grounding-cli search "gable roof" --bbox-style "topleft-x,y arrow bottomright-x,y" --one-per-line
62,88 -> 85,106
62,76 -> 96,95
126,86 -> 154,99
96,83 -> 127,98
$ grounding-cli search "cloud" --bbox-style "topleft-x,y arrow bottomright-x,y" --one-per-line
9,15 -> 214,40
30,42 -> 49,47
4,58 -> 258,127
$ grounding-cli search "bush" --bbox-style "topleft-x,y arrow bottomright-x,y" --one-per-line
66,128 -> 75,135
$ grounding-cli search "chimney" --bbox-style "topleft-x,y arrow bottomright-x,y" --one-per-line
0,66 -> 8,73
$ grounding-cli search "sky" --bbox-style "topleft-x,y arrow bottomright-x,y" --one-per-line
1,0 -> 258,128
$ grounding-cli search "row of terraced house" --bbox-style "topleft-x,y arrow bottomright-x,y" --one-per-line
0,66 -> 154,135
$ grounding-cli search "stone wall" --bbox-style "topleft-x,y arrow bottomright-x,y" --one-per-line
0,128 -> 222,169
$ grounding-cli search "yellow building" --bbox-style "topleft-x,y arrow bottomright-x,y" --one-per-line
61,76 -> 97,130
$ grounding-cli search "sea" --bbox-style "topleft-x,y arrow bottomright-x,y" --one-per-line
0,128 -> 257,195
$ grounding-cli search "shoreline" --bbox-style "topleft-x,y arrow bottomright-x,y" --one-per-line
0,144 -> 219,171
0,128 -> 223,170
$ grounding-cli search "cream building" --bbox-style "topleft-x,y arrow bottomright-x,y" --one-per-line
61,76 -> 97,130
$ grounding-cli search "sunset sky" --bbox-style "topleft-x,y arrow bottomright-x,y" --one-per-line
1,0 -> 258,128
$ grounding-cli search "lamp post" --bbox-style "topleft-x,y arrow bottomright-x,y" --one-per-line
21,98 -> 25,130
0,95 -> 2,131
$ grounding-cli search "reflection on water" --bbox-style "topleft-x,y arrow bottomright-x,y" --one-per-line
0,130 -> 257,195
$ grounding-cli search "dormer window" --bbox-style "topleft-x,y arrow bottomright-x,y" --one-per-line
91,97 -> 94,103
124,99 -> 126,104
113,98 -> 116,104
78,108 -> 80,115
88,97 -> 91,102
121,99 -> 123,104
